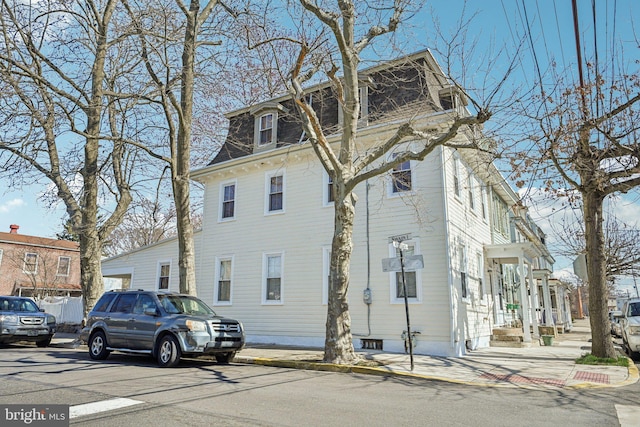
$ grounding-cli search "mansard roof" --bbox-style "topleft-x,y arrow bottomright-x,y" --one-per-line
209,50 -> 452,166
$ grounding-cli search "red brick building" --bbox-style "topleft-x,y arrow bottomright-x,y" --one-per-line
0,225 -> 81,297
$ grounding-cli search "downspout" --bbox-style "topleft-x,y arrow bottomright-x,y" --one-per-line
439,147 -> 456,353
364,179 -> 372,336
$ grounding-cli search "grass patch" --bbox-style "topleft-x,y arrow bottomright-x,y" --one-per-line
575,353 -> 629,367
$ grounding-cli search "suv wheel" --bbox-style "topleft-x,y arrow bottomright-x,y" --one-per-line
89,331 -> 111,360
157,335 -> 181,368
36,336 -> 52,348
215,352 -> 236,364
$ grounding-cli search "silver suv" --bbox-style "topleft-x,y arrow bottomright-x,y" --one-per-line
0,296 -> 56,347
616,298 -> 640,359
80,290 -> 245,367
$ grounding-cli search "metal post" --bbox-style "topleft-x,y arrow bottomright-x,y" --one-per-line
399,244 -> 414,371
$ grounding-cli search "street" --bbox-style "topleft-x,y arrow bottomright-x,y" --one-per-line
1,343 -> 639,426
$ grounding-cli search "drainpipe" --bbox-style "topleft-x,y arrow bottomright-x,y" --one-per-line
439,147 -> 456,353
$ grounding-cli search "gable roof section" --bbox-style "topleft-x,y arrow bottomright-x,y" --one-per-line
208,50 -> 449,167
0,232 -> 79,252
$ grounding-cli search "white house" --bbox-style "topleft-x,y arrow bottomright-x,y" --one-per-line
101,50 -> 559,356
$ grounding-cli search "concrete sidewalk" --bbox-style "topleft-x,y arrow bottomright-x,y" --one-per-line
53,318 -> 638,389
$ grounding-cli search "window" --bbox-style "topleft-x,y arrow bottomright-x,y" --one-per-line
258,113 -> 273,146
477,252 -> 485,299
453,155 -> 462,198
391,160 -> 412,194
468,173 -> 476,210
389,240 -> 422,303
158,262 -> 170,290
133,294 -> 157,315
57,256 -> 71,276
263,253 -> 283,303
492,194 -> 510,237
220,181 -> 236,220
111,294 -> 137,314
480,186 -> 488,220
23,253 -> 38,274
215,257 -> 233,304
265,170 -> 285,214
322,169 -> 335,206
322,247 -> 331,304
459,244 -> 468,299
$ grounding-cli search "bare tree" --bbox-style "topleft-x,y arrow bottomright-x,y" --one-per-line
244,1 -> 511,364
0,1 -> 149,314
121,0 -> 246,294
104,197 -> 203,257
551,208 -> 640,290
512,62 -> 640,358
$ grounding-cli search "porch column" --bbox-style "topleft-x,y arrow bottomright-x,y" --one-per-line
528,265 -> 539,338
552,284 -> 563,325
519,257 -> 532,343
542,276 -> 554,326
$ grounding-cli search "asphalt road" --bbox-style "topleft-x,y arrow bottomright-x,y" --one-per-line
1,344 -> 639,426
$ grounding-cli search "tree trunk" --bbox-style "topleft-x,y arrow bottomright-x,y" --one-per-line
324,186 -> 358,364
583,190 -> 616,358
174,0 -> 199,296
79,224 -> 104,319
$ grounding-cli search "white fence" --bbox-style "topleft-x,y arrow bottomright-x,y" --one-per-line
37,296 -> 84,326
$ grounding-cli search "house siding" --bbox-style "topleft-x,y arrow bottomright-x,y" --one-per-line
101,51 -> 550,357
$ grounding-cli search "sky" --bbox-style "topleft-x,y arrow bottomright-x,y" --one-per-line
0,0 -> 638,289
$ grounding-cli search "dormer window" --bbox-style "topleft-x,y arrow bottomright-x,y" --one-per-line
439,86 -> 468,113
259,113 -> 273,146
338,81 -> 372,128
250,102 -> 287,153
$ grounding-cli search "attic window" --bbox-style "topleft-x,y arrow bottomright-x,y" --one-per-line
438,86 -> 467,112
258,113 -> 273,146
250,102 -> 287,153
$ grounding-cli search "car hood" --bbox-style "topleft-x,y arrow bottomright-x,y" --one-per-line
627,316 -> 640,326
170,314 -> 240,324
0,310 -> 48,317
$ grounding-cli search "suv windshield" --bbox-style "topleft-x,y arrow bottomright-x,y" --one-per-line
0,297 -> 40,313
629,302 -> 640,317
158,294 -> 215,316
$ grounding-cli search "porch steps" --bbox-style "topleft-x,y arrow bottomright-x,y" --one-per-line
490,327 -> 539,348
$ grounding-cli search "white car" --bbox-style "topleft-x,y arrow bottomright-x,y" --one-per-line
616,298 -> 640,358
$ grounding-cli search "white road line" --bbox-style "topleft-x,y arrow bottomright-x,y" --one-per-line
615,404 -> 640,427
69,398 -> 144,419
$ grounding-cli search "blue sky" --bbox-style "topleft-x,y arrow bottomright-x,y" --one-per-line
1,0 -> 638,288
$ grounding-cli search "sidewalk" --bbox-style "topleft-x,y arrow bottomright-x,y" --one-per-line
53,318 -> 638,389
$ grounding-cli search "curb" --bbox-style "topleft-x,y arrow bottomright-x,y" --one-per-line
234,355 -> 640,389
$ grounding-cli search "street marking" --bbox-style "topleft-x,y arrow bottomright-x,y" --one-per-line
616,404 -> 640,427
69,398 -> 144,419
573,371 -> 610,384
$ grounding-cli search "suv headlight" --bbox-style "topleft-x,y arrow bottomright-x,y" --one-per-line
47,315 -> 56,325
185,320 -> 206,332
628,326 -> 640,335
0,315 -> 18,324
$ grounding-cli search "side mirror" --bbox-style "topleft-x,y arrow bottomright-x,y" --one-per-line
144,307 -> 158,316
612,310 -> 623,318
